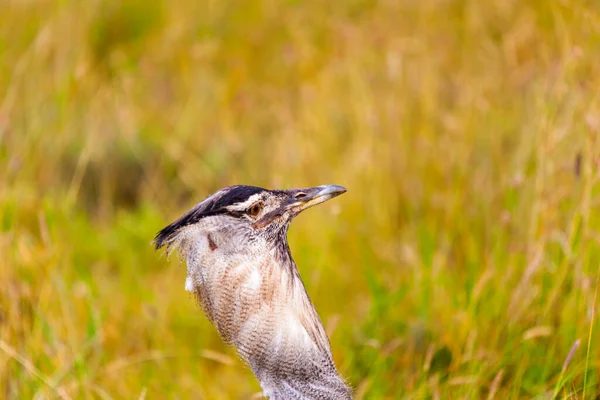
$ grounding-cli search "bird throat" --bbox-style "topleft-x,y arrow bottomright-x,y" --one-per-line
175,221 -> 351,399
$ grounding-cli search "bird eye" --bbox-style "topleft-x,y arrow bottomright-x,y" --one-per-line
248,203 -> 263,216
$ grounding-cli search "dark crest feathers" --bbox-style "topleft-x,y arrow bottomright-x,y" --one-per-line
154,185 -> 266,250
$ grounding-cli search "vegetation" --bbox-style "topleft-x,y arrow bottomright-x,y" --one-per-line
1,0 -> 599,398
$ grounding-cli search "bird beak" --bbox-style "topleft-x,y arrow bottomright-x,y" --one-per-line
287,184 -> 347,214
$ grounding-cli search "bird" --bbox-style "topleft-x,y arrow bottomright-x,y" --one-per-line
154,184 -> 352,399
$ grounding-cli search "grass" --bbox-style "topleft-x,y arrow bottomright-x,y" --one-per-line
1,0 -> 600,398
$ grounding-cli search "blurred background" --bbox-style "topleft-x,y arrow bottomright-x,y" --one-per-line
1,0 -> 599,398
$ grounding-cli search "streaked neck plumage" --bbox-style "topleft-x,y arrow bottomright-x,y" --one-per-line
171,215 -> 352,399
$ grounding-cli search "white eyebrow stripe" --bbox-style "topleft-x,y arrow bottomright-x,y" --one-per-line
225,193 -> 263,211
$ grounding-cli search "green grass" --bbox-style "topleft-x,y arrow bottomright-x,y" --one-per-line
1,0 -> 600,398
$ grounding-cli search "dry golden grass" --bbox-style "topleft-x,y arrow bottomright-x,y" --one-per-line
1,0 -> 600,398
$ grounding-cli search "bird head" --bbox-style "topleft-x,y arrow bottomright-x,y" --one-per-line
154,184 -> 347,252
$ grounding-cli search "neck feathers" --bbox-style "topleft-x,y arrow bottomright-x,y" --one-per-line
170,220 -> 352,399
